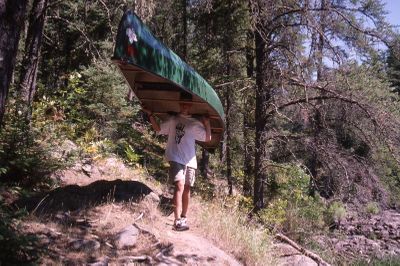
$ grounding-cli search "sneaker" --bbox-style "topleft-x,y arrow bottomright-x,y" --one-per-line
180,216 -> 187,224
180,217 -> 189,228
174,218 -> 189,231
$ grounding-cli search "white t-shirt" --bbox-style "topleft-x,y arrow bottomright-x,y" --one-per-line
158,114 -> 206,169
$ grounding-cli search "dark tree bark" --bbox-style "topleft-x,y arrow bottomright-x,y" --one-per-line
308,0 -> 327,196
243,112 -> 253,196
243,28 -> 254,196
200,148 -> 210,179
246,30 -> 254,78
0,0 -> 28,127
253,27 -> 271,211
223,0 -> 234,195
180,0 -> 187,60
225,85 -> 233,195
17,0 -> 48,123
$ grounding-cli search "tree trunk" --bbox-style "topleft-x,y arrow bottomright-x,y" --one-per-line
200,148 -> 210,179
309,0 -> 327,196
226,85 -> 233,195
180,0 -> 187,60
246,29 -> 254,78
243,28 -> 254,196
0,0 -> 28,127
253,28 -> 267,211
243,111 -> 253,196
17,0 -> 48,123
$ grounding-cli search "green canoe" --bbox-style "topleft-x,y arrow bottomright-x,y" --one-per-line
112,10 -> 224,150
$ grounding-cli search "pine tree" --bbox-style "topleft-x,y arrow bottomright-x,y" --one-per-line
0,0 -> 28,127
17,0 -> 48,124
387,48 -> 400,95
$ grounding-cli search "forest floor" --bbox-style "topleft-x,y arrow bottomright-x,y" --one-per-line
6,156 -> 320,265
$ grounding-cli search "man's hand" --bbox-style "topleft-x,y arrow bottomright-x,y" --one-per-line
142,107 -> 160,132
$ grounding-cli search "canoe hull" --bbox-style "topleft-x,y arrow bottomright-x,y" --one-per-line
112,10 -> 224,150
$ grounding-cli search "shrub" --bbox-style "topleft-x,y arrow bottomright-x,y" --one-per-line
258,164 -> 327,238
124,144 -> 142,166
365,202 -> 380,215
259,199 -> 288,231
0,200 -> 41,264
0,115 -> 59,186
325,201 -> 347,227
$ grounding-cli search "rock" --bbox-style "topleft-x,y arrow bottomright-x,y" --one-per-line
118,255 -> 150,263
82,164 -> 93,175
273,243 -> 301,257
115,224 -> 140,249
68,239 -> 101,251
273,243 -> 318,266
277,254 -> 318,266
88,256 -> 110,266
347,225 -> 356,234
144,192 -> 160,204
37,234 -> 51,246
47,228 -> 62,239
50,140 -> 79,160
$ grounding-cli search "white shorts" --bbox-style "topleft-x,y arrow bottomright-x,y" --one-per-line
168,161 -> 196,186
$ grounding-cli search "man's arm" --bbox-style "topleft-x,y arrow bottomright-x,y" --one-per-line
201,116 -> 212,142
142,108 -> 160,132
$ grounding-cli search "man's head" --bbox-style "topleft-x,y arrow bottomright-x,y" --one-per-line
179,102 -> 192,115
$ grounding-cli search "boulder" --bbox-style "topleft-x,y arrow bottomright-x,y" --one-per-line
68,239 -> 101,251
88,256 -> 110,266
115,224 -> 140,249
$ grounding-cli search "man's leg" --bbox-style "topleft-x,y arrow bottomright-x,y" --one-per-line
181,184 -> 191,218
169,161 -> 186,225
181,167 -> 195,218
173,180 -> 185,221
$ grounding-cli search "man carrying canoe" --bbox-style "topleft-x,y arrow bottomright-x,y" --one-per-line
143,102 -> 211,231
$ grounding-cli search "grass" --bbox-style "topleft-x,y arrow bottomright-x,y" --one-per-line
198,198 -> 274,266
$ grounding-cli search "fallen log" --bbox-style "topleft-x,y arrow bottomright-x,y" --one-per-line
275,233 -> 331,266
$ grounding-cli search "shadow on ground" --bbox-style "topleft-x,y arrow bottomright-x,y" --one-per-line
12,179 -> 153,214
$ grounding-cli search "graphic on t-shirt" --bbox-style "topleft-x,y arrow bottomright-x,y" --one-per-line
175,123 -> 185,144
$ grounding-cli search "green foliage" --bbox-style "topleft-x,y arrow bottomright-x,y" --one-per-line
365,202 -> 380,215
34,62 -> 140,148
0,200 -> 40,264
259,198 -> 288,229
238,195 -> 253,212
193,177 -> 217,200
374,148 -> 400,207
325,202 -> 347,227
387,47 -> 400,96
0,113 -> 59,185
258,164 -> 326,236
124,144 -> 142,166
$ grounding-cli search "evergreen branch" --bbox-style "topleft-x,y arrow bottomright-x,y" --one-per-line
97,0 -> 116,43
47,15 -> 102,60
331,8 -> 391,48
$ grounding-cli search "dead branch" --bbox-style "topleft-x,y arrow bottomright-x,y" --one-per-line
276,233 -> 331,266
215,78 -> 253,88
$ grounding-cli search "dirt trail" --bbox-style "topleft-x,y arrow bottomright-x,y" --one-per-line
11,157 -> 323,265
145,215 -> 242,266
12,157 -> 243,265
